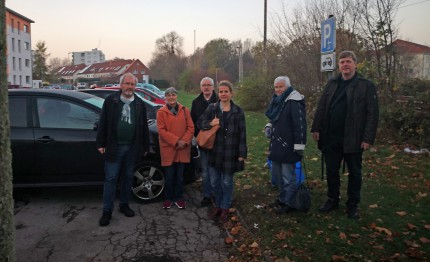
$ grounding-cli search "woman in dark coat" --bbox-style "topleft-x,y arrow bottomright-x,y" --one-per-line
198,81 -> 247,223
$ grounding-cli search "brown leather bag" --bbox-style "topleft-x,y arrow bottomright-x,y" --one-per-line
196,124 -> 220,149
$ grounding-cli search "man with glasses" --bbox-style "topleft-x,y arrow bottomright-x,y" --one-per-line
97,73 -> 150,226
191,77 -> 218,206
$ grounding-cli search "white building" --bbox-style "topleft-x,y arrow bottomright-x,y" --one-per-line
72,49 -> 106,65
6,8 -> 34,88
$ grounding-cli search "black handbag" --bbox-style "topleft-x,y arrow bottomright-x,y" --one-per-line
295,160 -> 311,212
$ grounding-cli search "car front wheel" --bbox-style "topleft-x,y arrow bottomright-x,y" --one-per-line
132,161 -> 164,201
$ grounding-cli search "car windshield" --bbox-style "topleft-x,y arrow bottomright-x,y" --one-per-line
83,96 -> 104,109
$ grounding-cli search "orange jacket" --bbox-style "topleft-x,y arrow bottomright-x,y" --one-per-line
156,103 -> 194,166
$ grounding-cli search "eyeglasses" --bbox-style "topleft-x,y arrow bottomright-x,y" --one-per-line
165,93 -> 177,97
201,84 -> 213,87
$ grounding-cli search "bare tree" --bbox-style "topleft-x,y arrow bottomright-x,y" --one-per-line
154,31 -> 184,56
0,1 -> 16,260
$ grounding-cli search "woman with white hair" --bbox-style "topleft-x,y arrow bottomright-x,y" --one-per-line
265,76 -> 307,214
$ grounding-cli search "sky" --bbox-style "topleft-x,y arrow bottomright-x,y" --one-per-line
6,0 -> 430,65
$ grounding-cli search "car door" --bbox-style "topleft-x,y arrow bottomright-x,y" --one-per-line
9,96 -> 38,184
33,96 -> 105,185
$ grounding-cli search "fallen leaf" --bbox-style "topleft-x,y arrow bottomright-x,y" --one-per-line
237,244 -> 247,252
404,240 -> 420,248
396,211 -> 407,217
243,185 -> 252,190
276,231 -> 287,240
225,237 -> 234,244
391,166 -> 400,170
349,234 -> 360,239
407,223 -> 417,230
249,241 -> 259,248
369,204 -> 378,208
419,237 -> 430,243
316,230 -> 324,235
310,157 -> 318,161
230,226 -> 242,235
332,255 -> 346,261
228,207 -> 236,213
375,226 -> 392,236
339,232 -> 347,240
425,225 -> 430,230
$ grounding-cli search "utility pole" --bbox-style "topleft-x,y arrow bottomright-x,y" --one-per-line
263,0 -> 267,76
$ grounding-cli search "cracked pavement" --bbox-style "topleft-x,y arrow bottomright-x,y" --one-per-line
14,183 -> 228,262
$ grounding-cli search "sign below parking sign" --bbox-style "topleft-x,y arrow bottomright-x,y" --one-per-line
321,17 -> 336,53
321,52 -> 335,72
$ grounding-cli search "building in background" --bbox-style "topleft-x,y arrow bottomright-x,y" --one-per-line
393,39 -> 430,80
52,59 -> 150,85
6,8 -> 34,88
71,49 -> 106,65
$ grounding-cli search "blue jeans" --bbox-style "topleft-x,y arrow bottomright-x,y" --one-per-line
209,166 -> 234,210
103,144 -> 135,213
200,150 -> 212,198
272,161 -> 297,208
164,163 -> 185,202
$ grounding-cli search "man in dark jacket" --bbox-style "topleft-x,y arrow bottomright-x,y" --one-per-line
311,51 -> 379,219
96,73 -> 150,226
191,77 -> 218,207
266,76 -> 307,214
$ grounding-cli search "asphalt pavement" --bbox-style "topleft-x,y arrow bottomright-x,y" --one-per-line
14,182 -> 228,262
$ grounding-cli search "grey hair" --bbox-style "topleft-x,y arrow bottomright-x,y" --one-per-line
274,76 -> 291,87
119,73 -> 138,85
200,77 -> 214,86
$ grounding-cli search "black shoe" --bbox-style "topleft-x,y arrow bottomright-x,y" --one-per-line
201,197 -> 212,207
99,212 -> 112,226
347,206 -> 360,219
269,199 -> 285,208
275,205 -> 296,214
318,199 -> 339,213
119,204 -> 135,217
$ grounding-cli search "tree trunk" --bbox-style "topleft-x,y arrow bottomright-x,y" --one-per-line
0,0 -> 16,261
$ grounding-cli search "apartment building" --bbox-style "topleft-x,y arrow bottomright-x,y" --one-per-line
72,48 -> 106,65
6,8 -> 34,88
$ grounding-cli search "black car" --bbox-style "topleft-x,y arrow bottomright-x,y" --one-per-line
8,89 -> 199,201
77,88 -> 162,119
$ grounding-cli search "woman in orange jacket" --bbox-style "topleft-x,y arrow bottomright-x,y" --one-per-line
156,87 -> 194,209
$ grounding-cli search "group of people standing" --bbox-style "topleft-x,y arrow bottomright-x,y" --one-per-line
95,50 -> 379,227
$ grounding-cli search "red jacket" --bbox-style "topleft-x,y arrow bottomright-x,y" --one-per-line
156,103 -> 194,166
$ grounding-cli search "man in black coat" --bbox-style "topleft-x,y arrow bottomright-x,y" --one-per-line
96,73 -> 150,226
191,77 -> 218,206
311,51 -> 379,219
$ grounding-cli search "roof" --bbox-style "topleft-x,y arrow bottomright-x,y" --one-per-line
393,39 -> 430,54
53,64 -> 87,77
6,7 -> 35,23
80,59 -> 134,75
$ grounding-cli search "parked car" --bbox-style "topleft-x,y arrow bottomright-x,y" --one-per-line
137,83 -> 165,97
76,83 -> 87,89
8,89 -> 200,201
77,88 -> 162,119
98,86 -> 166,105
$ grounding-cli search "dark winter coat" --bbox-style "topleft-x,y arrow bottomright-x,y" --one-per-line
96,90 -> 150,162
190,91 -> 218,137
311,74 -> 379,153
198,101 -> 247,174
268,90 -> 307,164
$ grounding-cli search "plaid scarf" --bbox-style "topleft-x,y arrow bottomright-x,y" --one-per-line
120,95 -> 134,124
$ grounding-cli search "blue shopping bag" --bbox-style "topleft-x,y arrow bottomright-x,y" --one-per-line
267,159 -> 305,186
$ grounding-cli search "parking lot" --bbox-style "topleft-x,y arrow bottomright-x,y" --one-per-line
14,182 -> 228,262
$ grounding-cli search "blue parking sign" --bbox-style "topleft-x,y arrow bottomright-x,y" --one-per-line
321,17 -> 336,53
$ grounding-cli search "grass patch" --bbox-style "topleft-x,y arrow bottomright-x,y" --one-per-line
177,91 -> 430,261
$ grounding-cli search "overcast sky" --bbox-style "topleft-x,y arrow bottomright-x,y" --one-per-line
7,0 -> 430,64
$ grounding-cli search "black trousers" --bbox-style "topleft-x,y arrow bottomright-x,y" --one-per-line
324,144 -> 363,207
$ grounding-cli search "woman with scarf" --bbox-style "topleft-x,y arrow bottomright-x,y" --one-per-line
265,76 -> 307,214
157,87 -> 194,209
